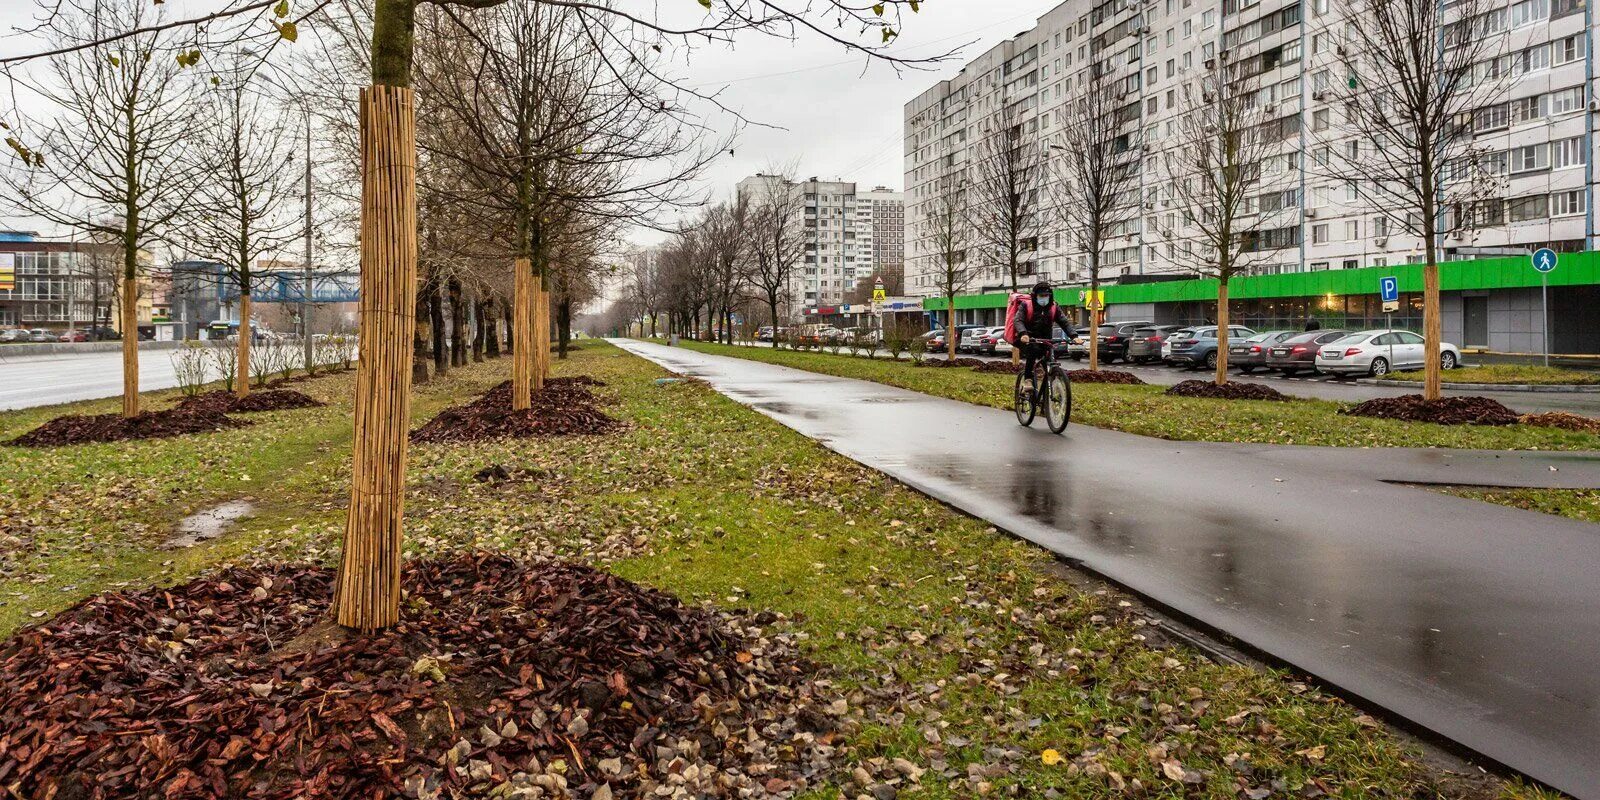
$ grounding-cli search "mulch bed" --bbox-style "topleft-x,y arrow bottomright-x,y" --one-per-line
0,554 -> 838,799
972,361 -> 1021,374
1341,395 -> 1520,426
1065,369 -> 1146,385
177,389 -> 326,415
1520,411 -> 1600,434
914,357 -> 987,368
411,377 -> 622,444
1165,380 -> 1291,402
7,408 -> 248,448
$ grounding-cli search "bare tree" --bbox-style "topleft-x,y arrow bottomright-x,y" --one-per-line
969,105 -> 1043,294
2,0 -> 199,417
926,176 -> 977,361
1157,56 -> 1273,384
181,74 -> 300,398
1051,62 -> 1140,371
1331,0 -> 1501,399
701,192 -> 751,345
744,169 -> 807,332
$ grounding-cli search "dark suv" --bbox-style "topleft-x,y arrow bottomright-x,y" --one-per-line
1090,320 -> 1155,364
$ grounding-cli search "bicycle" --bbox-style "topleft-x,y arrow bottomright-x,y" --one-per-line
1013,338 -> 1072,434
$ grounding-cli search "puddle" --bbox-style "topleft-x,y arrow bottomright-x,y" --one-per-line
164,500 -> 254,549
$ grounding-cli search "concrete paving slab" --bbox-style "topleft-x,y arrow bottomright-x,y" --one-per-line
616,338 -> 1600,798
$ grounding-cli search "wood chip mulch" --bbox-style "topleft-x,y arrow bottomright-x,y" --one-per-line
1165,380 -> 1291,402
411,377 -> 622,444
1520,412 -> 1600,434
1341,394 -> 1520,426
1064,369 -> 1146,385
0,554 -> 836,799
176,389 -> 326,415
6,408 -> 248,448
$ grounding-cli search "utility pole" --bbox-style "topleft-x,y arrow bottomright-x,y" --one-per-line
301,107 -> 314,372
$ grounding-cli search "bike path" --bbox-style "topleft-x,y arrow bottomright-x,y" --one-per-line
615,339 -> 1600,798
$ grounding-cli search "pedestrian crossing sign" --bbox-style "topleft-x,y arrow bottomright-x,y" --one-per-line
1079,290 -> 1105,311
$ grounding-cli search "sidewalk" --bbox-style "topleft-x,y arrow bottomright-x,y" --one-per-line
616,338 -> 1600,798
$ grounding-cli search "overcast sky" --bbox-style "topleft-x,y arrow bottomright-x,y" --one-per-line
1,0 -> 1055,249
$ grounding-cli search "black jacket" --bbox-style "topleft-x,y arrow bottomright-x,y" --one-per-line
1012,299 -> 1073,345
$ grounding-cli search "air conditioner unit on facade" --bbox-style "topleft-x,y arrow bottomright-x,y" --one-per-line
1313,91 -> 1328,101
1374,237 -> 1387,247
1305,208 -> 1318,218
1589,99 -> 1600,112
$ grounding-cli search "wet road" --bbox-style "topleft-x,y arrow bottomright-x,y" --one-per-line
0,347 -> 336,411
617,339 -> 1600,798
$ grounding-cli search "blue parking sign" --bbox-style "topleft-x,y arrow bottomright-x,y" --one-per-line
1380,276 -> 1399,303
1533,248 -> 1558,273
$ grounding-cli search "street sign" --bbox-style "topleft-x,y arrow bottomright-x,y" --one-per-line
0,253 -> 12,292
1379,276 -> 1399,303
871,278 -> 887,304
1079,290 -> 1105,311
1533,247 -> 1558,274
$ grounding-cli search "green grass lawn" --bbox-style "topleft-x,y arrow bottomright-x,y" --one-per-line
1385,365 -> 1600,386
679,341 -> 1600,451
0,342 -> 1540,797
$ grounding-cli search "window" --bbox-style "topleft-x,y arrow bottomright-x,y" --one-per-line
1552,189 -> 1585,216
1515,44 -> 1550,75
1508,194 -> 1549,222
1511,94 -> 1546,124
1553,136 -> 1585,168
1511,143 -> 1550,173
1313,109 -> 1330,131
1474,103 -> 1509,131
1374,217 -> 1389,237
1312,224 -> 1329,244
1551,86 -> 1584,114
1554,33 -> 1585,65
1345,220 -> 1360,241
1511,0 -> 1550,26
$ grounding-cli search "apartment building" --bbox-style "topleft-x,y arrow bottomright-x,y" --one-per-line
0,230 -> 147,333
736,175 -> 905,309
904,0 -> 1600,350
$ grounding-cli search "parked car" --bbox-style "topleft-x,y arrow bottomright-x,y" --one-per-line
1227,330 -> 1297,373
959,326 -> 1004,355
1062,327 -> 1093,359
1167,325 -> 1258,370
1093,320 -> 1156,363
58,329 -> 89,342
28,329 -> 55,342
1316,329 -> 1461,376
89,326 -> 120,341
1126,324 -> 1186,364
930,324 -> 985,353
1264,330 -> 1352,376
0,328 -> 31,343
1161,328 -> 1196,363
756,326 -> 775,342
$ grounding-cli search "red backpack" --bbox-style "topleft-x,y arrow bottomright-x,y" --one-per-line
1003,293 -> 1034,345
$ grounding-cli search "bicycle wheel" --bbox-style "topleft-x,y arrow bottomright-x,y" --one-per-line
1013,371 -> 1037,427
1045,368 -> 1072,434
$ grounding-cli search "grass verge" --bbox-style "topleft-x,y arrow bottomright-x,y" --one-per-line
679,341 -> 1600,451
1384,365 -> 1600,386
0,342 -> 1539,797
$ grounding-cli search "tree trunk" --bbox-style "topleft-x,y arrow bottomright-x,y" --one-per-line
945,299 -> 957,361
412,281 -> 430,384
501,298 -> 514,355
513,258 -> 534,410
534,281 -> 550,383
120,274 -> 139,417
472,299 -> 486,362
557,295 -> 572,359
486,300 -> 501,358
1214,280 -> 1230,386
335,83 -> 417,633
237,293 -> 252,397
429,279 -> 447,376
1088,267 -> 1101,372
448,277 -> 466,367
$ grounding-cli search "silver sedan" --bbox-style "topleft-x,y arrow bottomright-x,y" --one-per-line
1315,329 -> 1461,377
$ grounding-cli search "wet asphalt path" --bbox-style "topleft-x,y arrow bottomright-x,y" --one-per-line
616,339 -> 1600,798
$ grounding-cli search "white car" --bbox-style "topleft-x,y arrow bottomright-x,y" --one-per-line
1314,329 -> 1461,377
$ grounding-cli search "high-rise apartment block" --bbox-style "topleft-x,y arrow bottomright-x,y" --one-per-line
737,175 -> 905,308
905,0 -> 1594,297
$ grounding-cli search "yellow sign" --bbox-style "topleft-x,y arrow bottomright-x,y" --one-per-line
0,253 -> 13,292
872,287 -> 887,303
1078,290 -> 1105,311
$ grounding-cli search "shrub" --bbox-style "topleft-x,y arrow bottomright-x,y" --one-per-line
208,339 -> 238,393
170,341 -> 210,397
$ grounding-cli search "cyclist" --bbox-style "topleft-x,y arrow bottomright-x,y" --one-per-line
1011,281 -> 1075,380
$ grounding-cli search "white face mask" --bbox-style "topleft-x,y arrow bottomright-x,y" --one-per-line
1033,294 -> 1051,306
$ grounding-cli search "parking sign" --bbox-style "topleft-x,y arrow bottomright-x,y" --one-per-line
1380,276 -> 1399,303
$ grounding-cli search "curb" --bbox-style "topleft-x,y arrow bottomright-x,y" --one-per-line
1358,378 -> 1600,393
0,340 -> 185,358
